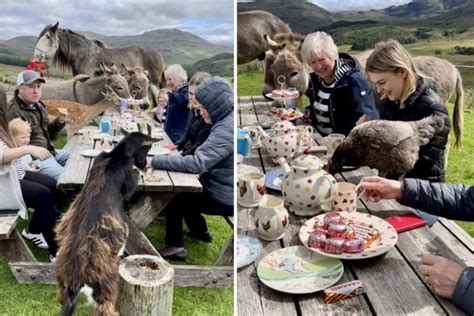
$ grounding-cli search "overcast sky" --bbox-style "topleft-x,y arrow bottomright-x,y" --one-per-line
0,0 -> 234,45
238,0 -> 412,11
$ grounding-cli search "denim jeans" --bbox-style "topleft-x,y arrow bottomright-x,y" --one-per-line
34,150 -> 70,181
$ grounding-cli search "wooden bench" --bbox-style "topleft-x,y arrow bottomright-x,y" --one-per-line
0,209 -> 20,240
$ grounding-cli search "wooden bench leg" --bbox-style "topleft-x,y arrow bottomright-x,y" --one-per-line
128,193 -> 175,231
0,229 -> 36,262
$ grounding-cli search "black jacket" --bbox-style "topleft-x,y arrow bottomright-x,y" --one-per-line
176,112 -> 211,156
380,78 -> 450,182
400,178 -> 474,314
305,53 -> 379,136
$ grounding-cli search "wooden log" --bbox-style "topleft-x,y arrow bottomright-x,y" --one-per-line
118,255 -> 174,316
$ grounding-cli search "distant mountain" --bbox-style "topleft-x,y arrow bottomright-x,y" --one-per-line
0,28 -> 231,66
384,0 -> 469,18
184,52 -> 233,79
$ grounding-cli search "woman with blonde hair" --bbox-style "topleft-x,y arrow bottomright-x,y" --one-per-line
366,39 -> 450,183
301,31 -> 379,136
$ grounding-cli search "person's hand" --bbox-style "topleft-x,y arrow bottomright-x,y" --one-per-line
28,145 -> 51,160
356,114 -> 370,125
359,176 -> 402,202
57,107 -> 68,123
420,254 -> 465,299
304,109 -> 311,120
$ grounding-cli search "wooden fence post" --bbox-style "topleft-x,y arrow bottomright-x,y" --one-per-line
118,255 -> 174,315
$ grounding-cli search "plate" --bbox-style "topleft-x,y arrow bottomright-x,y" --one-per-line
80,149 -> 103,158
238,164 -> 261,179
265,92 -> 299,101
257,246 -> 343,294
237,235 -> 263,269
265,169 -> 283,191
147,146 -> 171,156
299,211 -> 398,260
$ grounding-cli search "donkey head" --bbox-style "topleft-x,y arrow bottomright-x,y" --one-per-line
34,21 -> 60,60
121,64 -> 150,100
262,33 -> 309,97
100,62 -> 132,100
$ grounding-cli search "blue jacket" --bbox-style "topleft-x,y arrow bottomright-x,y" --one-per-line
153,77 -> 234,206
164,83 -> 191,143
305,53 -> 379,136
401,178 -> 474,314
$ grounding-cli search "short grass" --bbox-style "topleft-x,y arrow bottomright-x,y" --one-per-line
0,135 -> 234,315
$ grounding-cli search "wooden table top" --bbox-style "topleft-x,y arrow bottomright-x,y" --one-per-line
57,110 -> 202,193
237,96 -> 473,316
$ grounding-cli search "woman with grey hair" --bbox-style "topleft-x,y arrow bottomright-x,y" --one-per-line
301,31 -> 379,136
175,72 -> 212,156
164,64 -> 191,143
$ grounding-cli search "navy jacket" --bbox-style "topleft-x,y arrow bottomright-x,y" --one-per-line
305,53 -> 379,136
164,83 -> 191,143
380,79 -> 450,182
400,178 -> 474,314
153,77 -> 234,206
176,111 -> 212,156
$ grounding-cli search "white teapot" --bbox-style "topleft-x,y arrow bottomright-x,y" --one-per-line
252,121 -> 312,162
254,195 -> 289,241
278,155 -> 338,216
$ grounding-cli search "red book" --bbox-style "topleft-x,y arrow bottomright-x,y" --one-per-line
385,214 -> 427,233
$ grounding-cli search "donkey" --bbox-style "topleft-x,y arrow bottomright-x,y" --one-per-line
237,10 -> 291,65
55,131 -> 153,316
263,33 -> 464,146
41,63 -> 131,105
34,22 -> 166,87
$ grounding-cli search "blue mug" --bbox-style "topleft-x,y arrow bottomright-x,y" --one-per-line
237,130 -> 251,157
100,117 -> 111,133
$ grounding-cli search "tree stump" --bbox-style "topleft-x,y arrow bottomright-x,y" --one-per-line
118,255 -> 174,316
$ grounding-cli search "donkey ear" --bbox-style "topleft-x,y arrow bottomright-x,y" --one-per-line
51,21 -> 59,32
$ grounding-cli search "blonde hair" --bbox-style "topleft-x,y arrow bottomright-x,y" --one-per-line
301,31 -> 338,65
366,39 -> 421,103
8,118 -> 31,137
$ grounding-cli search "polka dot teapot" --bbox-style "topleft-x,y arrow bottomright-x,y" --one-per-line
253,121 -> 312,162
278,155 -> 338,216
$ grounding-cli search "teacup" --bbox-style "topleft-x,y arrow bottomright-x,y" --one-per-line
242,126 -> 261,148
81,128 -> 100,144
295,125 -> 314,149
254,195 -> 289,240
238,172 -> 265,207
332,182 -> 365,213
322,133 -> 345,154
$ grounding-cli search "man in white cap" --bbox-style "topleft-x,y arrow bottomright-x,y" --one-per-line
8,70 -> 69,181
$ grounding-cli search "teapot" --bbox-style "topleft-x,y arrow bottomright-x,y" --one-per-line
278,155 -> 338,216
252,121 -> 313,162
254,195 -> 289,241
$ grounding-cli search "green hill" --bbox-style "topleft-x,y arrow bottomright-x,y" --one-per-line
184,53 -> 233,79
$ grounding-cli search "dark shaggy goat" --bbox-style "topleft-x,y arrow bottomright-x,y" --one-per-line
55,132 -> 152,316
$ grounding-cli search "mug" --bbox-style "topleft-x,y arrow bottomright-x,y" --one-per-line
237,130 -> 251,157
296,125 -> 314,149
100,117 -> 111,133
323,133 -> 345,154
242,126 -> 261,148
238,172 -> 265,207
331,182 -> 365,213
254,195 -> 289,241
81,128 -> 99,144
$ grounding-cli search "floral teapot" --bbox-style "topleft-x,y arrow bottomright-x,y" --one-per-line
278,155 -> 338,216
253,121 -> 313,162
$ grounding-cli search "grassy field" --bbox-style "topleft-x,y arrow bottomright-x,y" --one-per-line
237,40 -> 474,236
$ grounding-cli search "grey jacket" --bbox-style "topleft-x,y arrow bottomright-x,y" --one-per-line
152,77 -> 234,206
400,178 -> 474,314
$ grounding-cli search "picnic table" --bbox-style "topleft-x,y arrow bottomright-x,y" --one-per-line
237,96 -> 474,315
2,108 -> 233,288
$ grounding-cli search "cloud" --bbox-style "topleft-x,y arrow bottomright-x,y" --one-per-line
310,0 -> 412,11
0,0 -> 234,45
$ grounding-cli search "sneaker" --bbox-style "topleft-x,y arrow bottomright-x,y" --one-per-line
185,230 -> 213,243
158,246 -> 187,261
22,228 -> 48,249
50,255 -> 57,263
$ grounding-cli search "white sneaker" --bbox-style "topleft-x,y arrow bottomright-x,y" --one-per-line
50,255 -> 57,263
22,228 -> 48,249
